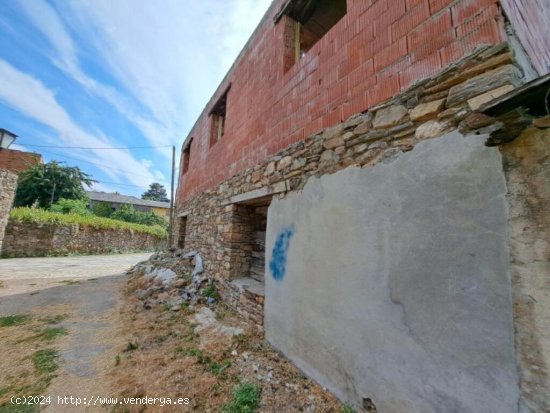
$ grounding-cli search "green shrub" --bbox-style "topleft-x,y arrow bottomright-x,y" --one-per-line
92,201 -> 113,218
110,204 -> 167,228
10,207 -> 167,239
222,382 -> 260,413
50,198 -> 91,216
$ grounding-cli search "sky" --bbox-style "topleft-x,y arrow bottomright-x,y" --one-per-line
0,0 -> 272,198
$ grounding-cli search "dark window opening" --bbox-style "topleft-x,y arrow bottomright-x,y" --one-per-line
178,216 -> 187,249
209,88 -> 229,146
182,139 -> 192,175
278,0 -> 346,67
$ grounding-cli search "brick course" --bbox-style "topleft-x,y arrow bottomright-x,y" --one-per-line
0,149 -> 42,173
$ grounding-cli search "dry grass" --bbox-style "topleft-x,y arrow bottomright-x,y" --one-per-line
109,275 -> 344,413
0,305 -> 71,410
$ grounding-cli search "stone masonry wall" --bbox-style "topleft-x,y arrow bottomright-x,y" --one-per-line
0,169 -> 17,253
174,43 -> 524,326
2,220 -> 165,258
501,126 -> 550,413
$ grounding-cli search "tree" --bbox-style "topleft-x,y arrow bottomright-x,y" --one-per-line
14,161 -> 94,209
141,182 -> 169,202
110,204 -> 167,228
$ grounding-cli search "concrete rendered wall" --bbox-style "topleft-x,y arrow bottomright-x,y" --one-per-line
265,132 -> 519,412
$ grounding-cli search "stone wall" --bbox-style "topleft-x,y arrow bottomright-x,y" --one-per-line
0,169 -> 17,253
501,127 -> 550,413
1,220 -> 165,258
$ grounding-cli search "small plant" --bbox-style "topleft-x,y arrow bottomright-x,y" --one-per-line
115,355 -> 121,366
0,281 -> 4,288
38,327 -> 68,341
340,403 -> 357,413
125,341 -> 139,352
222,382 -> 261,413
208,360 -> 231,376
32,349 -> 59,374
0,315 -> 31,327
202,283 -> 219,300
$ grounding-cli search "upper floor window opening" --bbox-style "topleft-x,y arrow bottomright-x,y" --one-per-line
278,0 -> 347,70
181,138 -> 192,175
209,87 -> 229,147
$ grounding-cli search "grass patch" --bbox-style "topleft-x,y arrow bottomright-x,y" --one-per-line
124,341 -> 139,352
0,315 -> 31,327
0,281 -> 4,288
208,360 -> 231,376
32,349 -> 59,374
10,207 -> 167,239
222,382 -> 260,413
38,327 -> 68,341
340,404 -> 357,413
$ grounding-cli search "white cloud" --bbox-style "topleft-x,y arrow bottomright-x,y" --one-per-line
0,58 -> 160,187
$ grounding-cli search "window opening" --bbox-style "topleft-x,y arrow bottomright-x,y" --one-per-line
209,88 -> 229,146
182,139 -> 192,175
279,0 -> 347,68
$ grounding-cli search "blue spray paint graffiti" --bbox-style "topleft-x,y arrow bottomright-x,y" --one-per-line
269,227 -> 295,281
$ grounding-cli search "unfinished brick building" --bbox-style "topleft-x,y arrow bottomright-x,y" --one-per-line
174,1 -> 550,411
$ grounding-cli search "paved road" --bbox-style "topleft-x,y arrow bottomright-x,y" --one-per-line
0,253 -> 152,411
0,253 -> 152,297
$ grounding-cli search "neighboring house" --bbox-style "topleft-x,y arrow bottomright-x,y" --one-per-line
173,1 -> 549,412
86,191 -> 170,221
0,148 -> 43,173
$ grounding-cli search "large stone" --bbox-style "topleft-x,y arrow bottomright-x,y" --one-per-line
446,65 -> 522,107
372,105 -> 408,129
467,84 -> 515,110
415,119 -> 453,139
410,99 -> 446,122
323,136 -> 345,150
277,156 -> 293,171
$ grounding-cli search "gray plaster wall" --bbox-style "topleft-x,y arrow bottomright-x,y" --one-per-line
265,132 -> 519,412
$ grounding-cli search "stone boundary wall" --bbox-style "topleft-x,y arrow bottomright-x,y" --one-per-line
0,169 -> 17,253
1,220 -> 165,258
175,43 -> 523,325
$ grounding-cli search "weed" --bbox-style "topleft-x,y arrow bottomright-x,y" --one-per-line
38,327 -> 68,341
0,315 -> 31,327
208,360 -> 231,376
0,281 -> 4,288
32,349 -> 59,374
202,283 -> 219,301
115,355 -> 121,366
125,341 -> 139,352
340,403 -> 356,413
222,382 -> 261,413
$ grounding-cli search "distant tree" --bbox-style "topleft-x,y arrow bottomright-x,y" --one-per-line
141,182 -> 169,202
50,198 -> 91,216
14,161 -> 94,209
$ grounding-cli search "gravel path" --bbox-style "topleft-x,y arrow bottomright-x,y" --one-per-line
0,253 -> 152,411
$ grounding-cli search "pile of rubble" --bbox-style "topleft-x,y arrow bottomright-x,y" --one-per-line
127,249 -> 216,310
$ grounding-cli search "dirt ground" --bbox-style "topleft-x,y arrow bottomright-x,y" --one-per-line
0,253 -> 351,412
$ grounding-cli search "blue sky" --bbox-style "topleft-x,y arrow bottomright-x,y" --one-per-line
0,0 -> 271,198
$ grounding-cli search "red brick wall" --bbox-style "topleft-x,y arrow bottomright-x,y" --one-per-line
0,149 -> 42,173
500,0 -> 550,76
177,0 -> 506,203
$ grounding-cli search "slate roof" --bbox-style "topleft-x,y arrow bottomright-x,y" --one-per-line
86,191 -> 170,209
